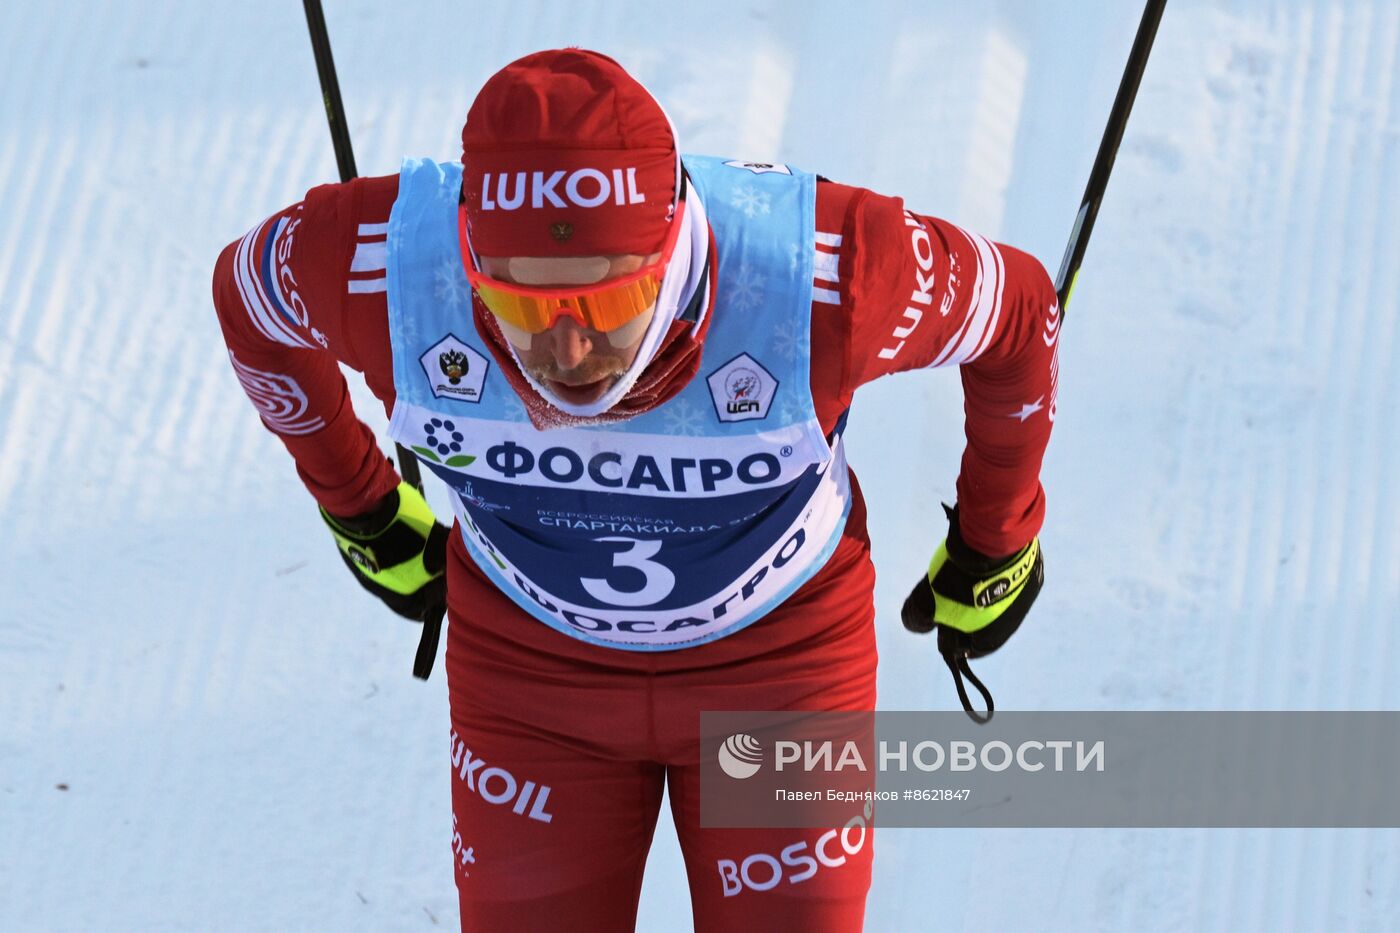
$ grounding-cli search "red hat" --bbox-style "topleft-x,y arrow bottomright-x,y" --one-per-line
461,49 -> 679,258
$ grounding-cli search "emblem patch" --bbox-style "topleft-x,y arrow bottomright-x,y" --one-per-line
722,160 -> 793,176
420,335 -> 489,403
707,353 -> 778,423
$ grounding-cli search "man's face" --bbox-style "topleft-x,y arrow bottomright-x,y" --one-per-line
478,253 -> 660,405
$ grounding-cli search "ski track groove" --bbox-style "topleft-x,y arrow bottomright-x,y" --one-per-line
1223,12 -> 1288,927
0,128 -> 34,342
1340,0 -> 1396,714
0,128 -> 61,522
1156,3 -> 1400,931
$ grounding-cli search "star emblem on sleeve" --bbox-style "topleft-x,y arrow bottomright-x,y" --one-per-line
1010,397 -> 1045,422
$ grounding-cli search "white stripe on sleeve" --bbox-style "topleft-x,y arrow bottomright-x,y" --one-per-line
234,219 -> 315,349
813,250 -> 840,283
347,277 -> 388,294
350,241 -> 387,272
928,229 -> 1004,368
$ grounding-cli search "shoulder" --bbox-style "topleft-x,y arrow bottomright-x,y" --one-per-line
211,172 -> 402,379
295,172 -> 401,291
289,173 -> 400,372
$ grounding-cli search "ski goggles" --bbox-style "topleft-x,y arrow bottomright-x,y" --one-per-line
458,200 -> 685,336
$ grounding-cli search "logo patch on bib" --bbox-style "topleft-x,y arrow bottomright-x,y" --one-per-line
421,335 -> 489,403
722,160 -> 792,176
707,353 -> 778,423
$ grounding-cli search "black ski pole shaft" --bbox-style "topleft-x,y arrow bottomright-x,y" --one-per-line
301,0 -> 423,493
303,0 -> 440,679
1054,0 -> 1168,315
302,0 -> 357,182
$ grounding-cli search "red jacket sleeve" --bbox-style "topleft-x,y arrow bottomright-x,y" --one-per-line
814,182 -> 1059,557
210,175 -> 402,517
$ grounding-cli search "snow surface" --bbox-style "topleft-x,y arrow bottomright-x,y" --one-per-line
2,0 -> 1397,930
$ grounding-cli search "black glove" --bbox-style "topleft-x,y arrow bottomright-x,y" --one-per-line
901,503 -> 1044,722
320,481 -> 449,625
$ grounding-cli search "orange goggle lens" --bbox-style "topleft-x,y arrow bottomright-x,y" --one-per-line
469,271 -> 662,335
458,202 -> 683,335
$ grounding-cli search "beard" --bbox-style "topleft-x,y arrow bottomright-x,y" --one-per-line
524,355 -> 630,387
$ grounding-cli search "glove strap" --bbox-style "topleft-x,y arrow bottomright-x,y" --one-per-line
941,647 -> 995,724
414,614 -> 443,680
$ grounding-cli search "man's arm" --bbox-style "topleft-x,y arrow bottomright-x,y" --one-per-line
815,182 -> 1058,558
210,175 -> 402,516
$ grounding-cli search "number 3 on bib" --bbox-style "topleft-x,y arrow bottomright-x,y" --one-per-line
580,537 -> 676,607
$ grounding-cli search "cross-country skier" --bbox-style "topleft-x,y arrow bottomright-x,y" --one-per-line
212,48 -> 1055,933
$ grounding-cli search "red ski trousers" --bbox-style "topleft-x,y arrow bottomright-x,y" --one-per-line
443,514 -> 878,933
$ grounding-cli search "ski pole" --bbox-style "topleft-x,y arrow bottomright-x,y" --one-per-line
1054,0 -> 1168,316
302,0 -> 443,680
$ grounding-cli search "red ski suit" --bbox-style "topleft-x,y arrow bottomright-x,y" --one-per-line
212,169 -> 1058,932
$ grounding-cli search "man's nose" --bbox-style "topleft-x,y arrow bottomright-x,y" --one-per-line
546,314 -> 593,371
